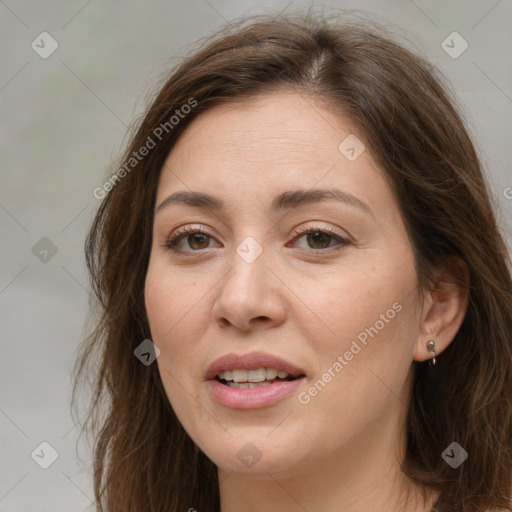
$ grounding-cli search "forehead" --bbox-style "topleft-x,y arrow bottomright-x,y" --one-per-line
156,91 -> 392,217
165,92 -> 349,165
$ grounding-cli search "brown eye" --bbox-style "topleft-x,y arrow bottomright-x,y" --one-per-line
291,227 -> 349,252
166,227 -> 215,252
186,233 -> 210,250
305,231 -> 333,249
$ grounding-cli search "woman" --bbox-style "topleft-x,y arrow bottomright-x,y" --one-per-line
74,12 -> 512,512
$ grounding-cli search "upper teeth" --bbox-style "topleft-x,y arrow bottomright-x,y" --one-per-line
217,368 -> 290,382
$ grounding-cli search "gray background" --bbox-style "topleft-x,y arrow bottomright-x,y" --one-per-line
1,1 -> 511,510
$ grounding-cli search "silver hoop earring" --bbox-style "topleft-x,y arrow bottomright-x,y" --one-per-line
427,340 -> 436,366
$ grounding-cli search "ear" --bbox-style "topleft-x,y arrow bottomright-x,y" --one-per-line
414,255 -> 470,362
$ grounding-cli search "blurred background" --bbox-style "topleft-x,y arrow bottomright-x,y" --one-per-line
1,1 -> 511,510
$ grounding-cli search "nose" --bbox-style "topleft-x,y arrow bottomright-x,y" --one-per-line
211,241 -> 286,332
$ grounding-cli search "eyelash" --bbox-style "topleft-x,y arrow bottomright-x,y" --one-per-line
164,225 -> 350,255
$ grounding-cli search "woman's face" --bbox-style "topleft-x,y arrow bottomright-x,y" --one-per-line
145,91 -> 425,479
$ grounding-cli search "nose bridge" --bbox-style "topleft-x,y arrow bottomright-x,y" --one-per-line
212,233 -> 285,329
226,234 -> 269,297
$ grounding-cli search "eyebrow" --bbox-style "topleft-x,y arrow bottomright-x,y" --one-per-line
156,188 -> 374,216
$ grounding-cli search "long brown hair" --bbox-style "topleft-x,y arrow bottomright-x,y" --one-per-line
73,12 -> 512,512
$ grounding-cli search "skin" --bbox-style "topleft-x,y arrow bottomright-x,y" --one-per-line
144,91 -> 469,511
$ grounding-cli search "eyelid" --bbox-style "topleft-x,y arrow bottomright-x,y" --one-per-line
289,223 -> 350,242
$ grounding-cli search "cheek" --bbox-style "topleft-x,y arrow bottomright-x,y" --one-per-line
144,261 -> 205,385
293,303 -> 419,462
145,264 -> 207,432
144,259 -> 203,339
144,256 -> 224,389
287,254 -> 418,352
296,255 -> 419,407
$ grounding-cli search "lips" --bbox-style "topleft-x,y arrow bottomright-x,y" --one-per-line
204,352 -> 307,409
204,351 -> 306,382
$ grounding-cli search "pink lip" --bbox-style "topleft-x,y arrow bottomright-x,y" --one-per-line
204,351 -> 307,410
204,351 -> 306,381
206,378 -> 305,409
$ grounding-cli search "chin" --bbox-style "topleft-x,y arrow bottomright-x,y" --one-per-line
197,433 -> 312,479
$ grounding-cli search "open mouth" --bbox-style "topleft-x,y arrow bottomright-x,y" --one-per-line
215,368 -> 305,389
206,357 -> 307,408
